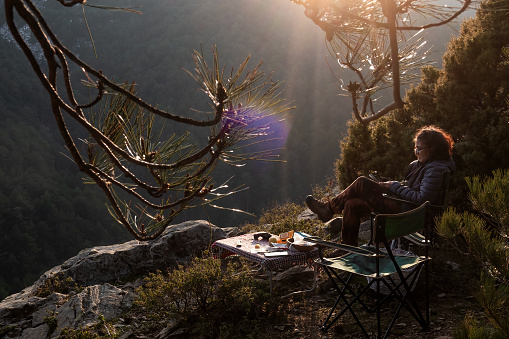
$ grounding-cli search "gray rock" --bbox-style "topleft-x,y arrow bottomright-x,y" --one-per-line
50,284 -> 134,337
272,265 -> 315,282
0,292 -> 67,326
222,227 -> 243,238
298,208 -> 318,221
118,330 -> 136,339
0,220 -> 236,339
20,324 -> 50,339
359,220 -> 372,243
325,217 -> 342,236
47,220 -> 229,287
156,324 -> 180,339
30,293 -> 68,327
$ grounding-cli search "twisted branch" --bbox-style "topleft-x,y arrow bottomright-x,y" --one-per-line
5,0 -> 291,240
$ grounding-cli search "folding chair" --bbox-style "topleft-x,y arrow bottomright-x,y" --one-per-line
306,201 -> 431,338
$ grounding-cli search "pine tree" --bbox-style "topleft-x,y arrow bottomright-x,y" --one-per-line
437,169 -> 509,337
334,0 -> 509,203
291,0 -> 474,123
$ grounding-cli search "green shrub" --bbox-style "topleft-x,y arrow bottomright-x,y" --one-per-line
466,169 -> 509,230
34,275 -> 83,298
43,313 -> 58,335
437,169 -> 509,337
0,326 -> 15,337
58,314 -> 116,339
477,274 -> 509,336
438,170 -> 509,281
135,255 -> 278,338
241,200 -> 324,238
59,327 -> 100,339
453,312 -> 507,339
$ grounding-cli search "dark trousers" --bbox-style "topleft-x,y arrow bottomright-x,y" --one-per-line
330,176 -> 403,246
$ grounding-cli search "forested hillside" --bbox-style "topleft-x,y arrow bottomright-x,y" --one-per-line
0,34 -> 131,298
0,0 -> 467,300
0,0 -> 344,300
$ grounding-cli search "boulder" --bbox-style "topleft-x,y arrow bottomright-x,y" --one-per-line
359,220 -> 372,243
4,220 -> 225,298
50,283 -> 135,337
325,217 -> 342,236
297,208 -> 318,221
272,265 -> 315,282
4,284 -> 136,339
0,220 -> 235,339
50,219 -> 229,287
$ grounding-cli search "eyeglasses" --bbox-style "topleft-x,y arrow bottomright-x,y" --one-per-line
414,147 -> 427,154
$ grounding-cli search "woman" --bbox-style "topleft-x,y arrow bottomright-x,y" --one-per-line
306,125 -> 456,247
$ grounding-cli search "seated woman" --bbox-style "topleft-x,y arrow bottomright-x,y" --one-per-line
306,125 -> 456,247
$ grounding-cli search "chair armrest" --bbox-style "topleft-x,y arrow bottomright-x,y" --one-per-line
383,194 -> 444,212
404,233 -> 432,247
306,236 -> 378,257
382,194 -> 420,207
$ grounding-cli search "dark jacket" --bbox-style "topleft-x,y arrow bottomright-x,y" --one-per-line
389,158 -> 456,204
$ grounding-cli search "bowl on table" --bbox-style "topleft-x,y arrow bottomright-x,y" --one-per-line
287,238 -> 316,252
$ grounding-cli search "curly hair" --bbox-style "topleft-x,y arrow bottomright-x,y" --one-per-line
414,126 -> 454,161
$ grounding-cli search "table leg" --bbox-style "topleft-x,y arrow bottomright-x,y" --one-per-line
268,270 -> 273,293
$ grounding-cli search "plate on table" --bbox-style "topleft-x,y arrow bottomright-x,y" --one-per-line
288,240 -> 316,252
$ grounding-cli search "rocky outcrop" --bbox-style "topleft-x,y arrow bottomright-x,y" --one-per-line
44,220 -> 234,287
0,220 -> 237,339
1,284 -> 136,338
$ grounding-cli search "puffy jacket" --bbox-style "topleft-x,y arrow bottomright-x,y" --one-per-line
389,158 -> 456,204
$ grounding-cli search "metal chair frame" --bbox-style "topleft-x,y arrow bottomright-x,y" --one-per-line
307,201 -> 431,338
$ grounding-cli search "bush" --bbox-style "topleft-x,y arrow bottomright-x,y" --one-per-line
59,327 -> 100,339
437,169 -> 509,337
453,312 -> 507,339
34,275 -> 83,298
135,255 -> 279,338
241,200 -> 324,238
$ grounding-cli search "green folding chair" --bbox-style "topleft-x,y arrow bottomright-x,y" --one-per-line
306,201 -> 431,338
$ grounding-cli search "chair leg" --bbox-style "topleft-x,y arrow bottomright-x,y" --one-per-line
376,277 -> 381,338
425,254 -> 430,329
321,267 -> 354,331
319,260 -> 430,338
384,263 -> 429,333
320,267 -> 373,337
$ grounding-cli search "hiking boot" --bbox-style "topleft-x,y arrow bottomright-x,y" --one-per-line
306,195 -> 334,222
